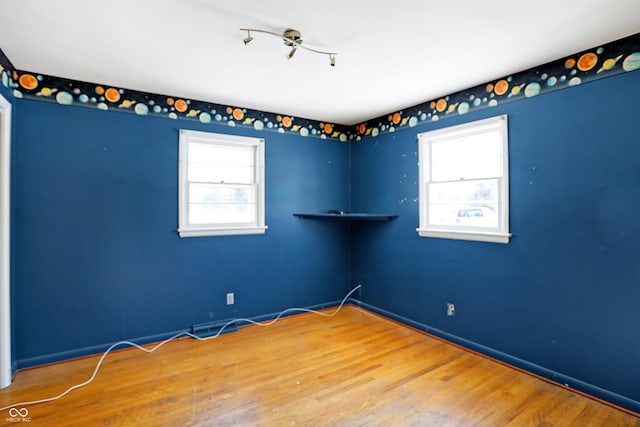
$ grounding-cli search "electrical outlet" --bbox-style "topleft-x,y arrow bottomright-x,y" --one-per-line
447,303 -> 455,316
226,293 -> 234,305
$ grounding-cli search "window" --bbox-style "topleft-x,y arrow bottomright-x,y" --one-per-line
178,130 -> 266,237
417,115 -> 510,244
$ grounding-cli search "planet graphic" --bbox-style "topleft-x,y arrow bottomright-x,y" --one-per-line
577,52 -> 598,71
494,79 -> 509,96
199,112 -> 211,123
568,77 -> 581,86
300,128 -> 309,137
56,91 -> 74,105
457,102 -> 470,115
253,120 -> 264,131
524,82 -> 541,98
597,55 -> 622,73
105,88 -> 120,103
18,74 -> 38,90
622,52 -> 640,72
232,108 -> 244,121
174,99 -> 188,112
134,103 -> 149,115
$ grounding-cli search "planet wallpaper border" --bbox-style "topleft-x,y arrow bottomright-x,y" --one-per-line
1,32 -> 638,142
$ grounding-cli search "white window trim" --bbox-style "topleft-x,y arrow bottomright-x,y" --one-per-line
416,115 -> 511,244
178,130 -> 267,238
0,93 -> 12,388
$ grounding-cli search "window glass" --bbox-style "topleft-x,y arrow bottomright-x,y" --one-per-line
417,115 -> 510,244
178,130 -> 266,237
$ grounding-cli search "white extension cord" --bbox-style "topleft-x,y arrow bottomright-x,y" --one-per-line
0,285 -> 361,412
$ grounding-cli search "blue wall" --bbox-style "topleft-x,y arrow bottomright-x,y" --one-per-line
8,61 -> 640,412
351,69 -> 640,409
12,100 -> 351,367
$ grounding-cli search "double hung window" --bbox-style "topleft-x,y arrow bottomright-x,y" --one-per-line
178,130 -> 266,237
417,115 -> 510,243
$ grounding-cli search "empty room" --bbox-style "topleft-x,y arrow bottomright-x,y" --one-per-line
0,1 -> 639,425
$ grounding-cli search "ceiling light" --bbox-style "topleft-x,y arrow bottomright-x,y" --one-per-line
240,27 -> 337,66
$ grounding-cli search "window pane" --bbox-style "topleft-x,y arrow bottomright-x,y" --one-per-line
431,129 -> 501,182
428,179 -> 499,227
190,184 -> 255,204
189,204 -> 256,224
189,143 -> 254,166
188,164 -> 254,184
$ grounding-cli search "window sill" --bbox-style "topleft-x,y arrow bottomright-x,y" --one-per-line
416,228 -> 511,244
178,226 -> 268,238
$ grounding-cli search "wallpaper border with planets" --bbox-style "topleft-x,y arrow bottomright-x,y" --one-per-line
1,32 -> 639,142
0,50 -> 351,142
352,32 -> 640,140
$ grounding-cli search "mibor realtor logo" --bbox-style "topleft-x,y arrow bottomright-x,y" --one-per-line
6,407 -> 31,423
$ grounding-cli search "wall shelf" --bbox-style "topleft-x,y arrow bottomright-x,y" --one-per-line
293,213 -> 398,221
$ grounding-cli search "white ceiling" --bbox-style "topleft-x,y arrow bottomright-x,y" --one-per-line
1,0 -> 639,125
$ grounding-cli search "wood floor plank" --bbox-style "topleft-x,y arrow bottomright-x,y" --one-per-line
0,305 -> 638,426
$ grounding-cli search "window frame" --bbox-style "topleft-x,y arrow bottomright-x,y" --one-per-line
178,129 -> 267,237
416,115 -> 511,244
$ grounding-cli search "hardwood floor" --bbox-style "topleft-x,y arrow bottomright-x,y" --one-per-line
0,305 -> 638,426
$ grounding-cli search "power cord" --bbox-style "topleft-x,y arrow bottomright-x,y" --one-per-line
0,285 -> 361,412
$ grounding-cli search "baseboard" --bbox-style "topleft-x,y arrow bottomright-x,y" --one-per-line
349,299 -> 640,416
237,299 -> 343,326
15,328 -> 190,370
15,299 -> 344,371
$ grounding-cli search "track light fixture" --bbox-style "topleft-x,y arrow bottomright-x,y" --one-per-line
287,47 -> 297,61
240,28 -> 337,66
243,30 -> 254,45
